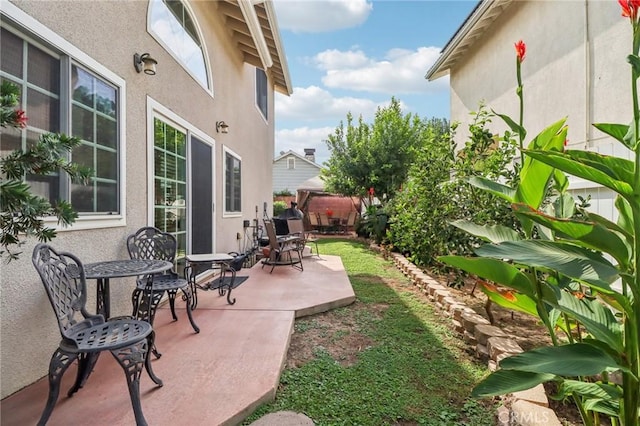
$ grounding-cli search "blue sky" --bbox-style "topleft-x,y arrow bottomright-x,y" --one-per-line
272,0 -> 478,165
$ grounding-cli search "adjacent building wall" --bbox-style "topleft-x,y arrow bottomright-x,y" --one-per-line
448,0 -> 632,221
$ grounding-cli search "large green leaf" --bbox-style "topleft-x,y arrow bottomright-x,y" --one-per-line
475,240 -> 619,293
552,291 -> 624,353
586,210 -> 633,244
615,195 -> 635,238
555,380 -> 621,417
493,110 -> 527,140
524,150 -> 634,197
516,121 -> 567,209
438,255 -> 535,296
514,204 -> 630,268
481,285 -> 539,317
471,370 -> 556,398
450,220 -> 521,243
592,122 -> 634,150
499,343 -> 626,376
467,176 -> 515,202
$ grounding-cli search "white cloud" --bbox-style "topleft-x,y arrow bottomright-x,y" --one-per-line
314,46 -> 448,94
275,86 -> 381,122
273,0 -> 372,33
275,126 -> 335,165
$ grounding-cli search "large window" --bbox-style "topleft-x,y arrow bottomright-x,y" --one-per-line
153,118 -> 187,258
0,25 -> 121,215
224,148 -> 241,214
256,68 -> 268,120
150,0 -> 209,91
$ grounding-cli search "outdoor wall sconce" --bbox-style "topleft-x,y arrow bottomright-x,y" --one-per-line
216,121 -> 230,134
134,53 -> 158,75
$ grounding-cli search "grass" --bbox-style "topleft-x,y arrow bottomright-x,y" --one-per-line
243,238 -> 497,425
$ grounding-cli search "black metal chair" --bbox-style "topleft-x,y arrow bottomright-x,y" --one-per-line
32,243 -> 162,426
127,227 -> 199,358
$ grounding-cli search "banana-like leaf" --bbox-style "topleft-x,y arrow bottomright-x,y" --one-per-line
524,150 -> 634,197
471,370 -> 556,398
514,204 -> 630,268
553,168 -> 569,193
438,255 -> 535,296
467,176 -> 515,202
555,380 -> 621,417
615,195 -> 635,238
493,110 -> 527,140
552,291 -> 624,353
499,343 -> 626,376
481,285 -> 539,317
592,122 -> 634,150
450,220 -> 521,243
586,210 -> 633,245
516,121 -> 567,209
475,240 -> 619,293
552,193 -> 575,219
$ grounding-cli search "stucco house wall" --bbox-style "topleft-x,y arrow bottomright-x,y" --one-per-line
273,151 -> 323,194
1,0 -> 289,398
428,0 -> 633,222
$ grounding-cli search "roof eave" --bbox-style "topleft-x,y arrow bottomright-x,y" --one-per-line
425,0 -> 512,81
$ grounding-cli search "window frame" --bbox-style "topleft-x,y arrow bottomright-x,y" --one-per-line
287,157 -> 295,169
1,3 -> 127,231
255,67 -> 268,121
148,0 -> 213,96
222,145 -> 242,217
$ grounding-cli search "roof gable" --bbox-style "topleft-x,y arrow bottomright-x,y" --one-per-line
273,150 -> 324,169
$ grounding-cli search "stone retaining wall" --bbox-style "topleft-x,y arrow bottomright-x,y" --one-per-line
372,244 -> 561,426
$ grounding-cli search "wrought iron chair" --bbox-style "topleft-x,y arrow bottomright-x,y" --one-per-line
32,243 -> 162,426
261,219 -> 304,273
127,226 -> 199,358
287,217 -> 320,257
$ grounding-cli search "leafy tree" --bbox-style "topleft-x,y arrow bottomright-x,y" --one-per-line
0,81 -> 92,261
323,98 -> 444,203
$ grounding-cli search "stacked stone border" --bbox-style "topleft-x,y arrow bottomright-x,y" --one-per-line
371,244 -> 562,426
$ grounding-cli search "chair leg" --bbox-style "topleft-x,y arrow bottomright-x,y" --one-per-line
38,349 -> 77,426
167,289 -> 178,321
181,287 -> 200,333
68,352 -> 100,396
144,331 -> 163,387
111,340 -> 150,426
132,288 -> 165,358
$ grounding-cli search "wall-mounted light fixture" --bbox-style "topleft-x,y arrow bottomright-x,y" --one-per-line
134,53 -> 158,75
216,121 -> 230,134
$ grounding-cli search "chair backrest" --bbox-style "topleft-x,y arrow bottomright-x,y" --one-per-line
318,212 -> 330,226
346,211 -> 357,226
127,226 -> 177,263
263,219 -> 279,254
308,213 -> 319,226
287,218 -> 304,235
32,243 -> 92,338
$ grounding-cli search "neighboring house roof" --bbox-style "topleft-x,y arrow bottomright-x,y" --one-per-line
297,175 -> 325,192
216,0 -> 292,95
425,0 -> 513,81
274,150 -> 324,170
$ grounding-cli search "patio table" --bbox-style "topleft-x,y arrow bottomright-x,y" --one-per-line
185,253 -> 237,306
85,258 -> 172,319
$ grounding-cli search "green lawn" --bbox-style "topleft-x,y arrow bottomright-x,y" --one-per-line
243,239 -> 497,426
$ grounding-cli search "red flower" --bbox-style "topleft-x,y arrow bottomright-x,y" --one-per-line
514,40 -> 526,63
619,0 -> 640,19
368,187 -> 375,196
14,109 -> 28,128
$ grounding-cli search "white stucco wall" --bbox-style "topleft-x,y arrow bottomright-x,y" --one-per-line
1,0 -> 278,398
448,0 -> 633,221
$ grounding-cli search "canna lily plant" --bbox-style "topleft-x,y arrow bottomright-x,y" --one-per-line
439,3 -> 640,425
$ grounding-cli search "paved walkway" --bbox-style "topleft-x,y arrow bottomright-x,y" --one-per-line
1,255 -> 355,425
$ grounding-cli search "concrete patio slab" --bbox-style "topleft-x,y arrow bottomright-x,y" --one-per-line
1,255 -> 355,426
